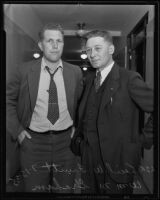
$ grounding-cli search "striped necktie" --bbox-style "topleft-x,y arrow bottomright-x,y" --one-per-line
94,70 -> 101,92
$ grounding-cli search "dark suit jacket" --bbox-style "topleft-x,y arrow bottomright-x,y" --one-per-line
6,58 -> 83,178
71,63 -> 153,183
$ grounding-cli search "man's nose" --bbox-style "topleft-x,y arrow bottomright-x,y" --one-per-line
52,41 -> 58,49
90,49 -> 96,58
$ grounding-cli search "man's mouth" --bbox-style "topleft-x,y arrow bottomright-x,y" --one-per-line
50,51 -> 59,54
92,60 -> 99,63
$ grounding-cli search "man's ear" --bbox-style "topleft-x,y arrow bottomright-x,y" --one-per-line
38,41 -> 43,51
109,44 -> 115,55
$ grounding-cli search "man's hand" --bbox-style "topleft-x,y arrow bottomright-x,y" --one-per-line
70,126 -> 75,138
18,130 -> 32,144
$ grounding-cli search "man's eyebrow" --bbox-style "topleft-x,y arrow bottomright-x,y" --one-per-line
86,45 -> 103,49
46,38 -> 63,41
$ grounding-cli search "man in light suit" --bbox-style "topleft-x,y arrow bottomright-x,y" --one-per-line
6,23 -> 83,192
71,30 -> 154,194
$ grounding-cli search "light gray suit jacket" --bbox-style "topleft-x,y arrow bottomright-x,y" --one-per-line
7,58 -> 83,140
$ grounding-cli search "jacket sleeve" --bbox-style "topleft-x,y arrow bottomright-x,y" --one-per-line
77,68 -> 84,102
70,68 -> 85,156
140,114 -> 154,149
128,71 -> 154,112
6,66 -> 24,140
74,67 -> 84,128
128,72 -> 154,149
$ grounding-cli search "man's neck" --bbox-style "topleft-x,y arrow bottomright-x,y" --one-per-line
43,57 -> 61,70
99,58 -> 114,72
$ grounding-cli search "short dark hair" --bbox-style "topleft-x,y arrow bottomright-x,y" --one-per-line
38,23 -> 64,40
84,30 -> 113,44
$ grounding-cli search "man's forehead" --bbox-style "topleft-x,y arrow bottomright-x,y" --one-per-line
86,37 -> 106,46
43,29 -> 63,38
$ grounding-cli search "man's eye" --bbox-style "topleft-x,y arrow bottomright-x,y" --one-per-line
95,47 -> 101,51
86,49 -> 91,54
47,39 -> 52,43
57,40 -> 63,43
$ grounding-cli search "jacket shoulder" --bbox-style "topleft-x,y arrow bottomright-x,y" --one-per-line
63,61 -> 80,69
63,61 -> 82,75
18,59 -> 40,72
118,66 -> 142,80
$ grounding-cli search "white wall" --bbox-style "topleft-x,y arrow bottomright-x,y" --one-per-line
4,4 -> 43,42
5,17 -> 39,81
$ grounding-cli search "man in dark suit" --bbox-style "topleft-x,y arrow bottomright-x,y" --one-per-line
6,23 -> 83,192
71,30 -> 154,194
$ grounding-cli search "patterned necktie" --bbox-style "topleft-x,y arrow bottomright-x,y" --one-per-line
94,70 -> 101,92
46,66 -> 59,125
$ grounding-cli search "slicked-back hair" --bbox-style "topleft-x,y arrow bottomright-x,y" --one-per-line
84,30 -> 113,44
38,23 -> 64,41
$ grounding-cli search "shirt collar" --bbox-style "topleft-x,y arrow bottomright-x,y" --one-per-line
41,57 -> 63,72
96,61 -> 114,76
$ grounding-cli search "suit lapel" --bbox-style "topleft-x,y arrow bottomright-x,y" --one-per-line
28,59 -> 41,113
99,63 -> 120,113
63,61 -> 74,117
79,72 -> 95,120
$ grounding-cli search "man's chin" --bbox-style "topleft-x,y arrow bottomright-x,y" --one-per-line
46,57 -> 61,63
92,64 -> 100,69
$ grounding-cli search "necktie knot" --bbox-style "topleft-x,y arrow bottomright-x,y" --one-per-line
46,66 -> 59,79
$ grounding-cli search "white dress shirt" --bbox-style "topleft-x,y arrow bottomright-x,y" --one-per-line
29,58 -> 73,132
98,61 -> 114,85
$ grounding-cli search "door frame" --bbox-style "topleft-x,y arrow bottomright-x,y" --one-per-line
127,12 -> 148,80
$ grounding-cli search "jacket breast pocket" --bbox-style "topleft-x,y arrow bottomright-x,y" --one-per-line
106,103 -> 128,122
